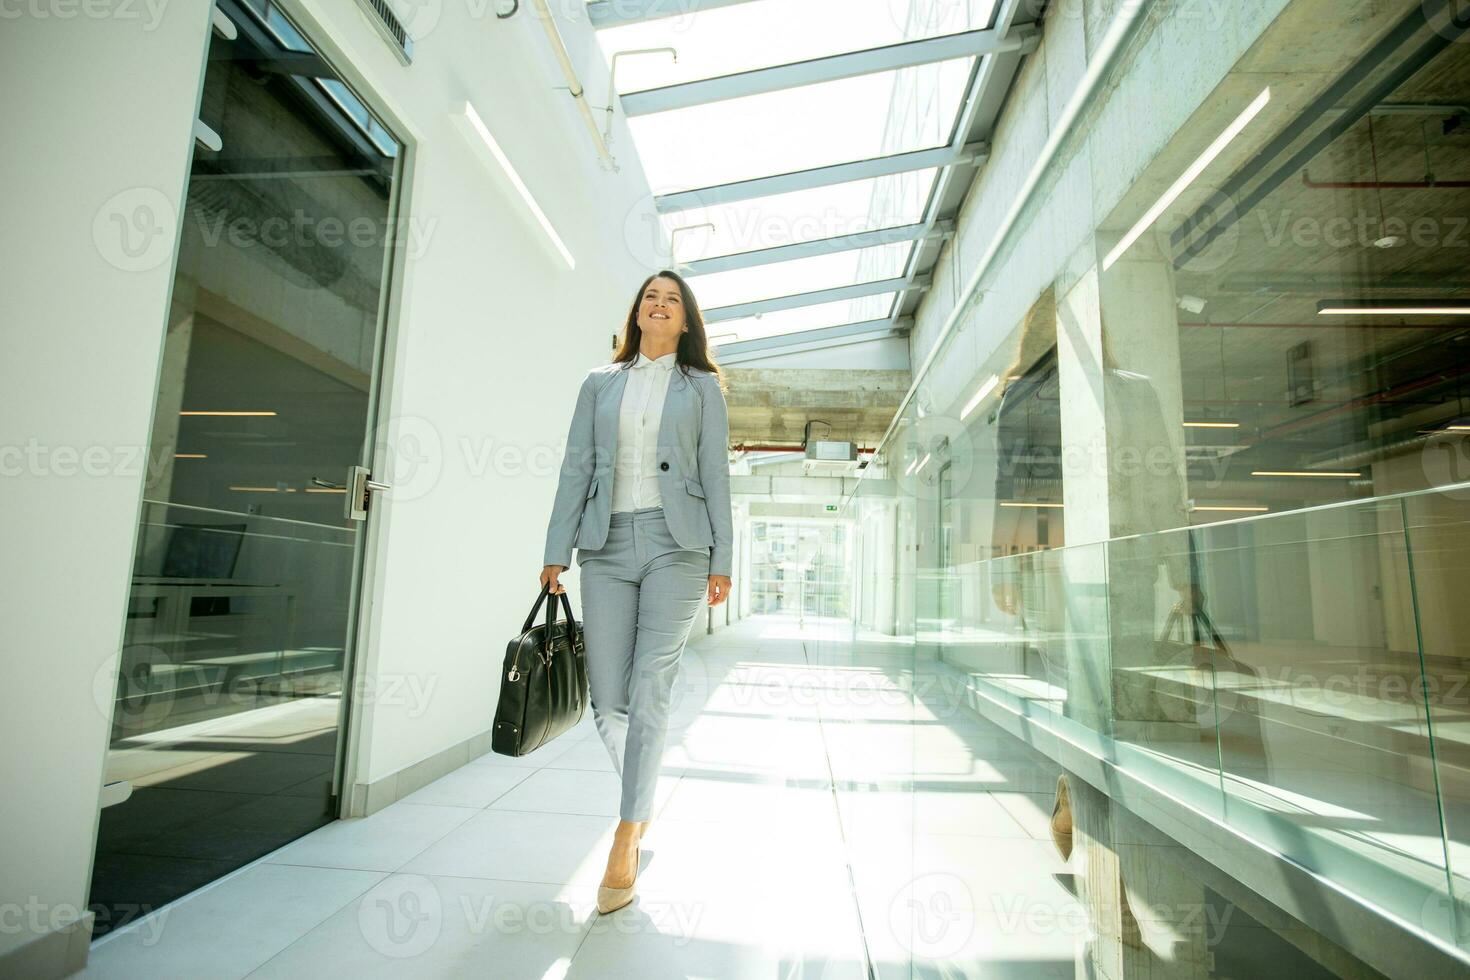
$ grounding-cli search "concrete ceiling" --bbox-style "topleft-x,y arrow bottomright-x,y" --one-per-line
720,367 -> 910,448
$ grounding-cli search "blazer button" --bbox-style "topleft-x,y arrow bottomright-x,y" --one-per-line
659,462 -> 669,471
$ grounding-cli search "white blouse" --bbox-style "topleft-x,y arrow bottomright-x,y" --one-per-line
610,350 -> 677,513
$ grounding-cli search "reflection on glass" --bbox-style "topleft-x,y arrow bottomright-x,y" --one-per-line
810,0 -> 1470,970
88,0 -> 401,938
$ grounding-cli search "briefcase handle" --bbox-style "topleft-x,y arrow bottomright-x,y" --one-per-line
522,583 -> 580,652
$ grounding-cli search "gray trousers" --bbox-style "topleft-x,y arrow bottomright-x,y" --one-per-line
576,505 -> 709,821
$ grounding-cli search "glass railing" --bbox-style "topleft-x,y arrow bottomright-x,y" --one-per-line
822,482 -> 1470,959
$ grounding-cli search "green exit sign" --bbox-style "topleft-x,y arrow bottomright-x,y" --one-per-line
825,504 -> 838,512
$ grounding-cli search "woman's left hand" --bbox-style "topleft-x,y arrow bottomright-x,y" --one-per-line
706,575 -> 732,606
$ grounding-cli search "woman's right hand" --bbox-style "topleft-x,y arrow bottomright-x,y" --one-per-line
540,564 -> 567,595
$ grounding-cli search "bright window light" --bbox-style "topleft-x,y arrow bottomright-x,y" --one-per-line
459,101 -> 575,270
1103,86 -> 1272,271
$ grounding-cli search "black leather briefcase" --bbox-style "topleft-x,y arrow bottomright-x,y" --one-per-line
492,585 -> 589,757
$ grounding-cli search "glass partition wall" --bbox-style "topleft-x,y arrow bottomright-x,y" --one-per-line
88,0 -> 403,936
813,0 -> 1470,974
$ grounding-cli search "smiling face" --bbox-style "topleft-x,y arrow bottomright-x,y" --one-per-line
636,276 -> 687,342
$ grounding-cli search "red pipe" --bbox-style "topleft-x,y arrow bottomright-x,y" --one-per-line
732,443 -> 876,454
1260,362 -> 1470,442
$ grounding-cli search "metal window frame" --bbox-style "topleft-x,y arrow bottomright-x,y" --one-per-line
620,27 -> 1037,116
610,0 -> 1040,340
655,143 -> 987,213
704,275 -> 929,322
587,0 -> 764,29
680,220 -> 951,277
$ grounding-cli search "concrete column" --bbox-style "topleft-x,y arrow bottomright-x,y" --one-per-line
1056,242 -> 1207,978
1071,774 -> 1212,980
1056,242 -> 1193,740
870,498 -> 898,636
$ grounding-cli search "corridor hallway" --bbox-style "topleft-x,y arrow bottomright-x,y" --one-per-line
83,613 -> 1086,979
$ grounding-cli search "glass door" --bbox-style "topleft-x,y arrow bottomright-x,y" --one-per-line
88,0 -> 405,938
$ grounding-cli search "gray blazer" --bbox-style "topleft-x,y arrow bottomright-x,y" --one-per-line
543,360 -> 734,578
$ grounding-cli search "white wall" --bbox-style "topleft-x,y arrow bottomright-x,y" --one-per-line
0,4 -> 214,965
0,0 -> 660,965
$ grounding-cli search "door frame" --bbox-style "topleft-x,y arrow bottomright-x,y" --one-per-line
266,0 -> 428,819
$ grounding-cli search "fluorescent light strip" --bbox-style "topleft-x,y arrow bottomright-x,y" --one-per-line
229,485 -> 297,492
1183,421 -> 1240,429
1000,501 -> 1064,508
1192,505 -> 1269,513
1104,86 -> 1272,271
915,452 -> 932,474
174,453 -> 208,459
180,411 -> 277,417
1251,470 -> 1360,478
960,375 -> 1000,421
1317,305 -> 1470,316
461,101 -> 575,271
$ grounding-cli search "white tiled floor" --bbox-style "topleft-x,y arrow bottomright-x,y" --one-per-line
83,615 -> 1078,979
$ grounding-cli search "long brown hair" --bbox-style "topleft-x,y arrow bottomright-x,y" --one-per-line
613,270 -> 727,392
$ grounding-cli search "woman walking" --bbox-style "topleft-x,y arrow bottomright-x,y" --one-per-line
539,270 -> 733,915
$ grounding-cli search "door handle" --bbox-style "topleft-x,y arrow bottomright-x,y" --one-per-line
346,465 -> 389,521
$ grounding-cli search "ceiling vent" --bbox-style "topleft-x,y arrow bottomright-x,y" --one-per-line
355,0 -> 413,64
803,440 -> 858,475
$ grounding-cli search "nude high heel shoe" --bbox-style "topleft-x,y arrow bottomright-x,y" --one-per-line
1050,774 -> 1073,861
597,847 -> 640,915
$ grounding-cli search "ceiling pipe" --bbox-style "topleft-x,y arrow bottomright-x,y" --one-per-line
733,442 -> 877,454
1181,321 -> 1469,330
529,0 -> 618,171
1302,172 -> 1470,190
